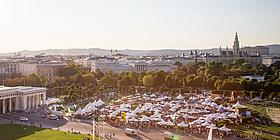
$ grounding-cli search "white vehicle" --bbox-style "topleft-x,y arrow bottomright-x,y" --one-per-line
19,117 -> 29,121
49,114 -> 58,120
124,128 -> 138,136
163,132 -> 177,140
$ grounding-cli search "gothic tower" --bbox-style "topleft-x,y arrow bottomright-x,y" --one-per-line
233,32 -> 240,57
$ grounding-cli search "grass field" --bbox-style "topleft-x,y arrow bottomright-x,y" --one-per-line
237,104 -> 280,140
0,124 -> 93,140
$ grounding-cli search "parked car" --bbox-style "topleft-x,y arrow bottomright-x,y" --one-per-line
19,117 -> 29,121
163,132 -> 177,140
124,128 -> 138,136
49,114 -> 58,120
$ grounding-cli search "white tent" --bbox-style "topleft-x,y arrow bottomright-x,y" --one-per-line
150,111 -> 161,118
178,108 -> 188,113
127,113 -> 138,118
206,124 -> 218,129
129,117 -> 138,122
188,109 -> 200,114
165,120 -> 175,126
201,121 -> 210,126
132,106 -> 142,114
157,119 -> 166,125
95,99 -> 104,106
183,114 -> 196,119
232,101 -> 246,108
74,108 -> 82,115
150,94 -> 157,98
176,94 -> 184,100
218,125 -> 231,132
140,116 -> 150,122
177,121 -> 188,127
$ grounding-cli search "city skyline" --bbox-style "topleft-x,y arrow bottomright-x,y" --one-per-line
0,0 -> 279,53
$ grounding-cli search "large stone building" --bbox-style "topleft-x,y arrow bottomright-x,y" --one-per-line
19,63 -> 37,76
0,86 -> 46,114
36,61 -> 67,80
193,32 -> 263,65
0,59 -> 20,77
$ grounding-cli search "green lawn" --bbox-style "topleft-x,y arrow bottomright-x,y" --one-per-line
0,124 -> 93,140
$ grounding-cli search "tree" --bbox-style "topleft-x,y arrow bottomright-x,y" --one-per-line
165,75 -> 179,88
57,65 -> 80,77
82,73 -> 97,86
205,61 -> 225,76
143,75 -> 155,87
154,70 -> 167,87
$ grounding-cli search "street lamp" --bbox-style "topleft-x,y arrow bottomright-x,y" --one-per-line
92,120 -> 95,140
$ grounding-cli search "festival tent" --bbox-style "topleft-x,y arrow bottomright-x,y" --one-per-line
183,114 -> 196,119
226,106 -> 233,111
165,120 -> 175,126
127,113 -> 138,118
232,101 -> 246,108
206,124 -> 218,129
176,94 -> 184,100
169,106 -> 177,112
150,111 -> 161,118
118,107 -> 130,112
177,121 -> 189,127
132,106 -> 143,114
218,125 -> 231,132
150,94 -> 157,98
201,121 -> 210,126
188,109 -> 200,114
140,116 -> 150,122
74,108 -> 82,115
202,109 -> 211,113
157,119 -> 167,125
189,119 -> 204,125
129,117 -> 138,122
178,108 -> 188,113
210,102 -> 218,108
95,99 -> 104,106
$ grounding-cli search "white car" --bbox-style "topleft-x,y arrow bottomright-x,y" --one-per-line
124,128 -> 138,136
19,117 -> 29,121
163,132 -> 177,140
49,114 -> 58,120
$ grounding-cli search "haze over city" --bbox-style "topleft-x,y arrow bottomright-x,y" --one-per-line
0,0 -> 279,53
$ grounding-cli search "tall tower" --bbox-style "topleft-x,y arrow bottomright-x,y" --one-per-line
233,32 -> 240,57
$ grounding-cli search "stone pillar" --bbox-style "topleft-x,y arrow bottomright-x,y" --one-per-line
2,99 -> 5,114
34,95 -> 37,108
32,96 -> 35,108
23,96 -> 27,110
9,98 -> 12,112
15,97 -> 19,110
42,93 -> 46,105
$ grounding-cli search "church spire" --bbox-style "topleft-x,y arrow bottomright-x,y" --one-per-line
233,32 -> 240,57
235,32 -> 238,41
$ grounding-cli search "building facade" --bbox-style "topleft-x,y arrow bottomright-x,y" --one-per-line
0,59 -> 20,77
0,86 -> 46,114
36,61 -> 67,80
19,63 -> 37,76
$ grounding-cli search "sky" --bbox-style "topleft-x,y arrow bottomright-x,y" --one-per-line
0,0 -> 279,53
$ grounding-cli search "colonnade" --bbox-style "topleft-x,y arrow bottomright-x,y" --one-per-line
0,93 -> 46,114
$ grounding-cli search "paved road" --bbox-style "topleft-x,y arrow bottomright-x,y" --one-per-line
0,110 -> 242,140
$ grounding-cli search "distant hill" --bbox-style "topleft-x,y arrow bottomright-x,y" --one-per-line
0,44 -> 279,57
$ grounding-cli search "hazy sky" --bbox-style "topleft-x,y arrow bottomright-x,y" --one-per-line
0,0 -> 279,53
